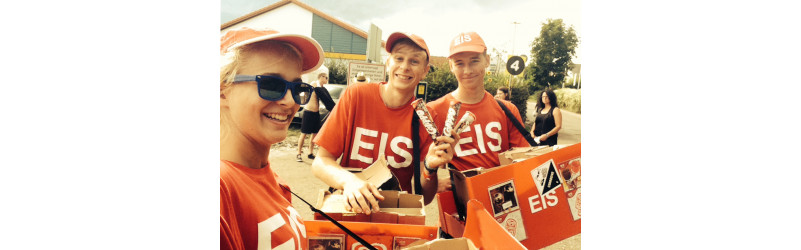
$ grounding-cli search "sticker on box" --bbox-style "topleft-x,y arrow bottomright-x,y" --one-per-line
566,187 -> 581,221
557,157 -> 581,192
392,236 -> 422,250
531,159 -> 562,195
488,180 -> 520,217
308,235 -> 345,250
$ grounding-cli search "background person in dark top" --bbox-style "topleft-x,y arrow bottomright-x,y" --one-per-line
530,90 -> 562,146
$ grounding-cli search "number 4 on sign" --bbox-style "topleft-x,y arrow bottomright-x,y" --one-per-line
506,56 -> 525,75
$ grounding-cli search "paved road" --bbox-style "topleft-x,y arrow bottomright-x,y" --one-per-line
266,101 -> 581,248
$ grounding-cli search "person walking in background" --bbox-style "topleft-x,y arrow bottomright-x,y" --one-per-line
297,72 -> 335,162
495,86 -> 510,100
312,32 -> 456,212
219,27 -> 324,250
530,90 -> 562,146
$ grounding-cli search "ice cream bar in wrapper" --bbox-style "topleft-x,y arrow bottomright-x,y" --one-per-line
452,111 -> 476,135
411,98 -> 439,140
441,101 -> 461,138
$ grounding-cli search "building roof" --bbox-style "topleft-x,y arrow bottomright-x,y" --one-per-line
222,0 -> 367,40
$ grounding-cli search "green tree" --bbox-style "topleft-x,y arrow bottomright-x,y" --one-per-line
524,19 -> 579,93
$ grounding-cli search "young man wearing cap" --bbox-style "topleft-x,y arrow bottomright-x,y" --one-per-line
422,31 -> 529,182
311,32 -> 456,214
219,27 -> 324,250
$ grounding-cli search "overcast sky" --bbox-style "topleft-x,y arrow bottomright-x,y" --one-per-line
221,0 -> 581,62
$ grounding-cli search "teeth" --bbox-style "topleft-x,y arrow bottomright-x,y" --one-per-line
264,113 -> 289,121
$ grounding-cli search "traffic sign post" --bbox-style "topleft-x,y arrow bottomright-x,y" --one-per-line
506,56 -> 525,76
505,56 -> 526,99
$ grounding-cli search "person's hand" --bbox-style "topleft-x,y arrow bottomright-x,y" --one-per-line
428,135 -> 457,169
540,134 -> 549,141
437,177 -> 452,193
341,179 -> 384,215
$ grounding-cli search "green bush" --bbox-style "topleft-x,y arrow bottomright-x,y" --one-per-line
324,59 -> 349,85
555,88 -> 581,113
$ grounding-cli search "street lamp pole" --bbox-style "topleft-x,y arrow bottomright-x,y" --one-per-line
509,21 -> 521,98
512,21 -> 520,55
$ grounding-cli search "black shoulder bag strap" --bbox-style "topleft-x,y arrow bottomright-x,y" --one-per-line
280,185 -> 378,250
412,112 -> 423,195
496,99 -> 536,146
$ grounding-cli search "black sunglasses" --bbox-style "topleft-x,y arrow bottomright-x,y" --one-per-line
233,75 -> 314,105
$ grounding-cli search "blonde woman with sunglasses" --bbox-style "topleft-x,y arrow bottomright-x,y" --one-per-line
219,27 -> 324,250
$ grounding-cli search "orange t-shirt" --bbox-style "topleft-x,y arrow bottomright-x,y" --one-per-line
426,91 -> 529,171
314,82 -> 430,192
220,160 -> 307,250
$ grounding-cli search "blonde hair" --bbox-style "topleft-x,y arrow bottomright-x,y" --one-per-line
220,40 -> 302,140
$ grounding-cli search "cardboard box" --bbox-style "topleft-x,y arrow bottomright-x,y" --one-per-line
315,189 -> 425,225
314,157 -> 425,225
497,145 -> 553,166
304,220 -> 438,250
439,143 -> 582,250
402,238 -> 478,250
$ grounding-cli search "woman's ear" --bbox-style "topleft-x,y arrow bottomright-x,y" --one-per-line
220,88 -> 229,108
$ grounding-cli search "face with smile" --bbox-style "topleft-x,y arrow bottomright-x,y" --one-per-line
222,46 -> 302,147
386,41 -> 429,91
449,51 -> 489,89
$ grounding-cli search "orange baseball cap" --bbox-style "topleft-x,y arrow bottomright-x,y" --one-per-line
220,27 -> 325,74
449,31 -> 487,58
386,32 -> 429,61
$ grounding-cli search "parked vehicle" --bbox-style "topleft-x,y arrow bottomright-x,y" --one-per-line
292,84 -> 346,124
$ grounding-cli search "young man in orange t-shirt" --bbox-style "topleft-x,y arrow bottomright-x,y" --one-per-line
421,31 -> 530,192
312,32 -> 456,213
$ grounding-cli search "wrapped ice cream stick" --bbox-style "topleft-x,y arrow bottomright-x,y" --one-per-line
411,98 -> 439,140
452,111 -> 476,135
441,101 -> 461,138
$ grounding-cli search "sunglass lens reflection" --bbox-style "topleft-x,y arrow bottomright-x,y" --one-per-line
293,86 -> 312,105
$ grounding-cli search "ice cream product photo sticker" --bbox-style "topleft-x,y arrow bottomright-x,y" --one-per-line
557,157 -> 581,220
488,180 -> 527,241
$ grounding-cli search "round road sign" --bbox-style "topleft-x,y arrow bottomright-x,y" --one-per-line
506,56 -> 525,75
